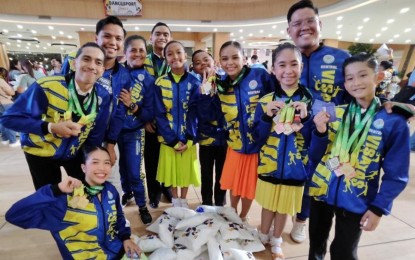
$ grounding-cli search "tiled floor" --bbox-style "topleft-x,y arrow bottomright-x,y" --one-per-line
0,134 -> 414,259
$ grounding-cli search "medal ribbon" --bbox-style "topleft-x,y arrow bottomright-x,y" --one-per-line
84,184 -> 104,196
151,53 -> 167,78
216,66 -> 247,94
67,79 -> 98,125
330,97 -> 379,165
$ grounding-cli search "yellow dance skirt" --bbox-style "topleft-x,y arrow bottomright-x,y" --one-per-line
255,178 -> 304,216
156,143 -> 201,188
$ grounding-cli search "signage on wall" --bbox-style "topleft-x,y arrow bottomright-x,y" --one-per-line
104,0 -> 142,16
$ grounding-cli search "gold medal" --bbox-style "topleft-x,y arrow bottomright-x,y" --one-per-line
68,185 -> 89,209
274,122 -> 285,134
283,123 -> 294,135
327,157 -> 340,171
341,162 -> 356,180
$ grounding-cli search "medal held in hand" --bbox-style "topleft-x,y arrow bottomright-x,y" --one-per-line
68,184 -> 89,209
291,112 -> 303,132
326,156 -> 340,172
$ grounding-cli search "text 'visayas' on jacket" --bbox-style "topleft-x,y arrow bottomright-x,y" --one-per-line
5,183 -> 131,259
121,67 -> 155,132
253,87 -> 313,186
300,44 -> 351,105
0,75 -> 111,159
308,105 -> 409,215
218,67 -> 274,154
155,71 -> 200,147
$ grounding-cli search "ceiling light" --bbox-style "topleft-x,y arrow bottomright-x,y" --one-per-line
388,39 -> 393,43
60,47 -> 64,50
6,42 -> 11,45
2,29 -> 8,33
404,28 -> 412,33
386,19 -> 394,24
355,37 -> 359,41
52,36 -> 56,39
239,36 -> 244,39
336,16 -> 343,21
80,27 -> 85,31
248,33 -> 253,37
375,33 -> 381,37
232,38 -> 236,41
381,27 -> 388,31
67,35 -> 72,39
337,24 -> 343,29
230,32 -> 234,36
48,26 -> 54,30
16,39 -> 21,43
27,42 -> 31,46
259,29 -> 264,33
31,30 -> 37,34
60,41 -> 64,44
357,26 -> 363,30
357,32 -> 362,36
17,25 -> 23,29
36,45 -> 40,48
16,44 -> 21,47
239,29 -> 243,33
363,18 -> 370,22
213,28 -> 217,32
337,36 -> 342,40
25,46 -> 29,49
272,25 -> 277,29
405,39 -> 412,43
393,34 -> 400,38
59,31 -> 64,35
186,27 -> 191,31
336,31 -> 341,35
369,39 -> 374,42
17,34 -> 22,37
280,30 -> 285,34
134,26 -> 139,30
400,7 -> 410,14
242,41 -> 246,44
47,43 -> 51,46
43,47 -> 47,49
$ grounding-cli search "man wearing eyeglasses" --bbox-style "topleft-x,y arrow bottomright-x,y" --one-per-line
286,0 -> 350,246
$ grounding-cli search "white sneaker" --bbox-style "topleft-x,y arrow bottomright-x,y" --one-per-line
258,231 -> 270,245
172,198 -> 181,207
180,198 -> 189,209
9,141 -> 21,148
290,220 -> 307,243
1,140 -> 9,145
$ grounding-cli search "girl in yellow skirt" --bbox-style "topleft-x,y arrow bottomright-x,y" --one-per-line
216,41 -> 273,221
253,43 -> 313,260
154,41 -> 201,208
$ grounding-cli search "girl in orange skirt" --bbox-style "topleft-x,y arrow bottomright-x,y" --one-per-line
216,41 -> 273,221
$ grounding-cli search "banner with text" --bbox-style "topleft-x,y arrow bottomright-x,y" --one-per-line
104,0 -> 142,16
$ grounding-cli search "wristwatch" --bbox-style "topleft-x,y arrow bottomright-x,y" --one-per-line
129,103 -> 137,111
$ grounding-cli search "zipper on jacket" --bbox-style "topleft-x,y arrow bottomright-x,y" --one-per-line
279,135 -> 288,180
175,81 -> 181,138
334,175 -> 343,206
236,85 -> 246,153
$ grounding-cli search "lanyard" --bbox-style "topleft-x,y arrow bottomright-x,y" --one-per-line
151,52 -> 167,78
216,66 -> 247,93
330,97 -> 379,165
67,79 -> 97,125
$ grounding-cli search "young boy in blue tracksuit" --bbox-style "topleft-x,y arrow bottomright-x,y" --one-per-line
117,35 -> 155,225
192,50 -> 227,206
308,53 -> 409,260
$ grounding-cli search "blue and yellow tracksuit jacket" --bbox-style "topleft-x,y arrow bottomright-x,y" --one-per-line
253,87 -> 313,186
309,105 -> 410,216
154,71 -> 200,147
60,51 -> 77,75
196,79 -> 227,147
121,67 -> 155,132
144,52 -> 169,78
0,75 -> 111,160
5,182 -> 131,259
218,67 -> 274,154
95,61 -> 131,143
301,44 -> 351,105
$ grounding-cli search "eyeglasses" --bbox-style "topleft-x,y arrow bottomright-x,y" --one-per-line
290,17 -> 319,28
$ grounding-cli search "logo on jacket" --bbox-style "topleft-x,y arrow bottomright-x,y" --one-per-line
97,96 -> 102,105
97,77 -> 112,95
249,80 -> 258,89
373,118 -> 384,129
138,74 -> 145,81
323,55 -> 335,64
107,190 -> 114,200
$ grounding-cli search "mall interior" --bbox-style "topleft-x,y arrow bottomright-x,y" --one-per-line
0,0 -> 414,259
